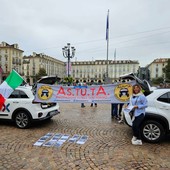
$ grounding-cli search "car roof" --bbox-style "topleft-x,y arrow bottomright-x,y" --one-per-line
147,88 -> 170,99
37,76 -> 61,85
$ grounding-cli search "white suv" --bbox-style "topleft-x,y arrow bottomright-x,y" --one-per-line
124,88 -> 170,143
0,86 -> 60,129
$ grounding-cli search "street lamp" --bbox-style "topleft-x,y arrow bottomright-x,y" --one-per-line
62,43 -> 76,77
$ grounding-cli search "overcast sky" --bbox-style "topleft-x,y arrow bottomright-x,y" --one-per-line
1,0 -> 170,66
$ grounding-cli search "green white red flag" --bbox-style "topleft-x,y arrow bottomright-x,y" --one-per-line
0,70 -> 24,109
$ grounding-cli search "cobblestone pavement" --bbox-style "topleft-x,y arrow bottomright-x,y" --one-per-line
0,103 -> 170,170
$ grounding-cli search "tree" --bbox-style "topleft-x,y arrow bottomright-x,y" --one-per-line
64,76 -> 74,85
151,77 -> 164,85
163,59 -> 170,81
35,68 -> 47,80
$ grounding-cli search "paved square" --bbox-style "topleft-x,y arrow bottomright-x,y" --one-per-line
0,103 -> 170,169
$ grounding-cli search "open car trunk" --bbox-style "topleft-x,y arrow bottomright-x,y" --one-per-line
32,76 -> 61,94
119,73 -> 156,96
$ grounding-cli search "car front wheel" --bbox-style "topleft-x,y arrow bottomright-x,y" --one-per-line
15,111 -> 31,129
141,120 -> 165,143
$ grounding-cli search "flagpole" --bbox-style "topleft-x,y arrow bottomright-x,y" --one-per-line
106,10 -> 109,82
114,48 -> 116,80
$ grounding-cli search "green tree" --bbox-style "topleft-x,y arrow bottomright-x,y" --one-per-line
64,76 -> 74,85
163,59 -> 170,81
36,68 -> 47,80
151,77 -> 164,85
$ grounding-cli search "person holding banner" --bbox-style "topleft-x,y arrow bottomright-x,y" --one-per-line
80,81 -> 86,108
90,80 -> 97,107
130,84 -> 148,145
111,103 -> 119,119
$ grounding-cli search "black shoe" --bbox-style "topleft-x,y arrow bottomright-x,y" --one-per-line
81,105 -> 85,108
116,116 -> 121,120
112,116 -> 119,120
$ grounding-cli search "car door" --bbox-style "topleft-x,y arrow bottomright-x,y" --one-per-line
0,90 -> 20,119
0,90 -> 30,119
156,92 -> 170,123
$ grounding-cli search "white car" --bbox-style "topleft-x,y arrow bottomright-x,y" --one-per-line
124,88 -> 170,143
0,86 -> 60,129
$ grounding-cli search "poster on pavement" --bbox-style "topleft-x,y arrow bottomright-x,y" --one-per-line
76,135 -> 88,145
34,81 -> 136,103
33,133 -> 54,146
68,134 -> 81,143
34,133 -> 89,147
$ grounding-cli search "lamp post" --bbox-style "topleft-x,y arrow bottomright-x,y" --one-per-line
62,43 -> 76,77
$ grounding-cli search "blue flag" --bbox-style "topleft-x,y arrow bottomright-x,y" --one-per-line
106,10 -> 109,40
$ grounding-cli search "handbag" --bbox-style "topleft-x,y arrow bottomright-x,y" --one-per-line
129,108 -> 135,118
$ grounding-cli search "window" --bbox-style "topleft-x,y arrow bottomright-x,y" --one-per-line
9,90 -> 19,98
5,55 -> 8,61
9,90 -> 29,98
157,92 -> 170,104
20,91 -> 29,98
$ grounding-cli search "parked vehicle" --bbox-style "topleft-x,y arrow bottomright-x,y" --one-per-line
0,86 -> 60,129
124,88 -> 170,143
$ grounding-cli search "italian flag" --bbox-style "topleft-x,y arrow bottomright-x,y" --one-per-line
0,70 -> 24,109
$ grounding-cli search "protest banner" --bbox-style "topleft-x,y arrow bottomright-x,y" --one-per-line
34,81 -> 136,103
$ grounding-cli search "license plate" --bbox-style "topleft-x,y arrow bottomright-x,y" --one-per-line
49,110 -> 57,116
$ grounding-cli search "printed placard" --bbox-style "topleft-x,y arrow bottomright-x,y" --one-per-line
33,133 -> 54,146
68,134 -> 81,143
43,140 -> 57,147
76,135 -> 88,145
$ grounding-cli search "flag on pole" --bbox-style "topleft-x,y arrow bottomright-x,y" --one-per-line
114,48 -> 116,61
0,70 -> 24,109
106,10 -> 109,40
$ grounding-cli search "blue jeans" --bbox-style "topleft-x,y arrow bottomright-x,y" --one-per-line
118,104 -> 124,116
111,104 -> 118,117
81,103 -> 85,107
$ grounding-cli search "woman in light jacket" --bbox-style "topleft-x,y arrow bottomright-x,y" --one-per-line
130,84 -> 148,145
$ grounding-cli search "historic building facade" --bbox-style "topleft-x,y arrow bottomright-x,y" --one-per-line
2,41 -> 169,85
71,60 -> 139,83
23,52 -> 65,85
0,41 -> 24,82
147,58 -> 169,80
